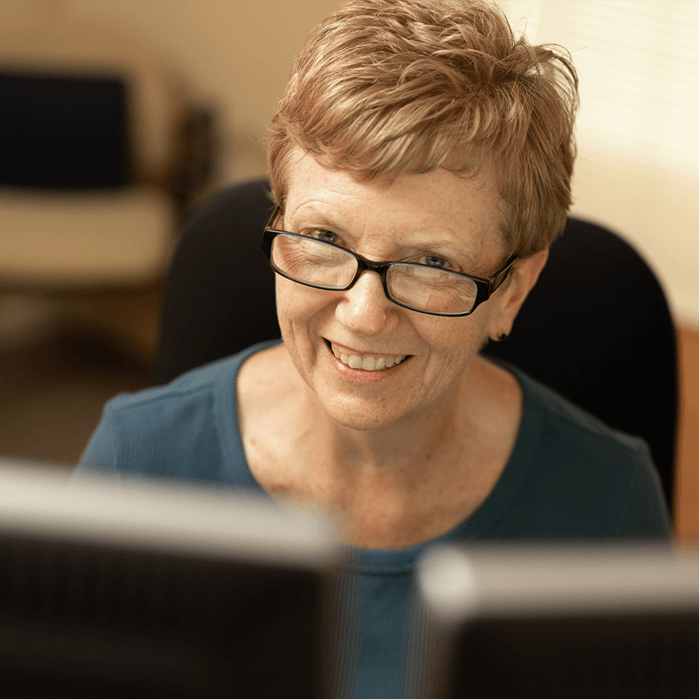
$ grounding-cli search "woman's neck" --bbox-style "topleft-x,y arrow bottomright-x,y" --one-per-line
300,388 -> 495,548
239,345 -> 521,549
298,356 -> 514,505
306,382 -> 465,488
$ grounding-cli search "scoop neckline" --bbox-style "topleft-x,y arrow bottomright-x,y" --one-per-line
219,340 -> 540,574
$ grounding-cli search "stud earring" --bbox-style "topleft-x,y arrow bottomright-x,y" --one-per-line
497,332 -> 508,342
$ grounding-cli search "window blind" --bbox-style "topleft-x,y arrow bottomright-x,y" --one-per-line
500,0 -> 699,178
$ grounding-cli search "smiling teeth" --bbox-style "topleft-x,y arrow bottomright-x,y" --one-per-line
331,345 -> 407,371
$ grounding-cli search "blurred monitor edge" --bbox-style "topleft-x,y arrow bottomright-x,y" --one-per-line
412,543 -> 699,699
0,461 -> 338,698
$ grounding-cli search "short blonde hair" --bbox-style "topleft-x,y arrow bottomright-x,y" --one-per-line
267,0 -> 578,257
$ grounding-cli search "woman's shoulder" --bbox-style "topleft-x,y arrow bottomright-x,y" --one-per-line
510,363 -> 670,530
496,360 -> 650,457
78,341 -> 282,484
105,340 -> 281,417
474,360 -> 671,540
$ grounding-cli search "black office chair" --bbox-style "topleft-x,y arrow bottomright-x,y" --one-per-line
151,179 -> 678,515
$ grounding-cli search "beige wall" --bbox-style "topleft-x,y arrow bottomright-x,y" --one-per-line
3,0 -> 697,326
63,0 -> 341,183
571,147 -> 698,328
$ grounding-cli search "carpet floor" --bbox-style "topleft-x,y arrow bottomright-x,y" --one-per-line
0,325 -> 151,472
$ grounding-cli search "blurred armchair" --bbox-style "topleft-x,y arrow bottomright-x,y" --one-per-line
0,1 -> 217,359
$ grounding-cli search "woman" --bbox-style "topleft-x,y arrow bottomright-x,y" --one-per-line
80,0 -> 671,695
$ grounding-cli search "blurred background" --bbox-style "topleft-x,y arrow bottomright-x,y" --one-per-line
0,0 -> 696,541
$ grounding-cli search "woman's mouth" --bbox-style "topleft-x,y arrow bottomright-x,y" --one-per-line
327,341 -> 409,372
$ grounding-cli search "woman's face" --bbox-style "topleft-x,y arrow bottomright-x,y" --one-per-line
276,150 -> 525,431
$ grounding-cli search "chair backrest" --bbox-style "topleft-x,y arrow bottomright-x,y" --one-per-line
0,2 -> 215,209
0,2 -> 190,187
0,71 -> 130,189
151,179 -> 678,514
0,3 -> 216,292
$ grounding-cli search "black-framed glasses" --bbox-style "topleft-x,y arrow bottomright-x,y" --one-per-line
261,208 -> 517,317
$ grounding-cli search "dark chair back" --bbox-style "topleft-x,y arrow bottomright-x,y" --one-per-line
152,179 -> 678,514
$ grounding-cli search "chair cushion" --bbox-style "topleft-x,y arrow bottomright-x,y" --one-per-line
0,187 -> 174,287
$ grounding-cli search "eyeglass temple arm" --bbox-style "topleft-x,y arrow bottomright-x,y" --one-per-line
489,255 -> 518,293
265,204 -> 282,229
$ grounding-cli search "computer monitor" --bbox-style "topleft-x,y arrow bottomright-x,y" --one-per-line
412,543 -> 698,699
0,463 -> 338,698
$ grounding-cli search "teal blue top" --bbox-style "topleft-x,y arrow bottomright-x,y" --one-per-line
78,340 -> 671,698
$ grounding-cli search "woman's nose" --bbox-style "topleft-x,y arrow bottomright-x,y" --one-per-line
335,270 -> 400,336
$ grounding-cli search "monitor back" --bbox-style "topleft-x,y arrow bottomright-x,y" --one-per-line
0,465 -> 337,698
412,543 -> 699,699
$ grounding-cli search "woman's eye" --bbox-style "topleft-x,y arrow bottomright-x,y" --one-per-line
308,229 -> 339,244
423,254 -> 449,268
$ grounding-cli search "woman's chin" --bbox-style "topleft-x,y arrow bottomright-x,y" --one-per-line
326,406 -> 405,432
311,387 -> 425,432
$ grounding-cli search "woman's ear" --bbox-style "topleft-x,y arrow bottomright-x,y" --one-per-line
488,248 -> 549,341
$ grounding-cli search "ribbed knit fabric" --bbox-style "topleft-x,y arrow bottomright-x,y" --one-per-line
78,340 -> 672,698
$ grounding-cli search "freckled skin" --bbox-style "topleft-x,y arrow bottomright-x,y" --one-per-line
277,150 -> 515,432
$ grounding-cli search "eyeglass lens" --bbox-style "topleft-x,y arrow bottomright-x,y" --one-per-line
271,234 -> 479,314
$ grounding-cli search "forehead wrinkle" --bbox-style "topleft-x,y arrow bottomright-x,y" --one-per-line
289,188 -> 492,242
284,150 -> 502,269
